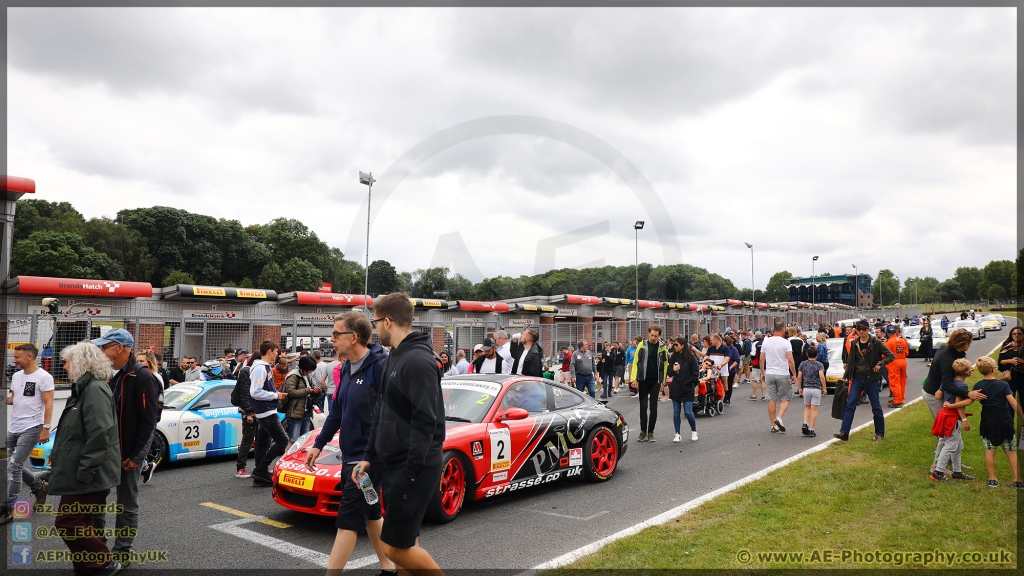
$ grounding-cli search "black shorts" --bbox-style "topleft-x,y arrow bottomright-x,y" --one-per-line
335,462 -> 383,532
380,462 -> 443,549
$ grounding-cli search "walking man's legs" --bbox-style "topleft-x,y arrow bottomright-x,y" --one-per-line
5,425 -> 44,511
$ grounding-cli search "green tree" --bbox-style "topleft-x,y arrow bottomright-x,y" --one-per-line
412,267 -> 450,298
12,231 -> 122,279
872,269 -> 900,306
937,279 -> 964,302
258,262 -> 286,293
987,284 -> 1007,300
979,259 -> 1014,299
80,217 -> 157,282
13,199 -> 86,243
763,270 -> 792,303
689,274 -> 717,300
239,277 -> 255,289
282,257 -> 323,293
367,259 -> 399,296
162,270 -> 195,286
953,266 -> 982,301
448,274 -> 475,300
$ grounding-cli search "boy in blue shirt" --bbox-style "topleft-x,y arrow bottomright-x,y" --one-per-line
971,357 -> 1024,488
931,358 -> 975,483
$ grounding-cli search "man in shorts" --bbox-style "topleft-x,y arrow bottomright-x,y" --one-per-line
759,320 -> 796,433
304,312 -> 395,574
353,293 -> 445,572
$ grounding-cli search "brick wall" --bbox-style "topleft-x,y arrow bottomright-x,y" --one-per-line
252,325 -> 282,352
135,323 -> 165,354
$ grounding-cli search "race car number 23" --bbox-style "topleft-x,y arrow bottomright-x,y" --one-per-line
489,428 -> 511,472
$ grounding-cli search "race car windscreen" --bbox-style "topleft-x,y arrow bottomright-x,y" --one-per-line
442,380 -> 503,423
163,385 -> 203,410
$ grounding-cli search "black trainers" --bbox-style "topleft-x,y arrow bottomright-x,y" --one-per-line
951,471 -> 975,481
987,480 -> 999,488
774,417 -> 786,432
801,423 -> 810,435
806,429 -> 816,437
930,471 -> 952,483
141,461 -> 157,485
1013,481 -> 1024,490
97,561 -> 124,576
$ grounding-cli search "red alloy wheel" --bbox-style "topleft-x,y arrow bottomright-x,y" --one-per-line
590,428 -> 618,478
439,456 -> 465,516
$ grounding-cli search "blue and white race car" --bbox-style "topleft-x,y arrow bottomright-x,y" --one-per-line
31,380 -> 290,470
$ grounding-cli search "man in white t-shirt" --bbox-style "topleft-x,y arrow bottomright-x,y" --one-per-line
2,344 -> 54,523
759,320 -> 796,434
472,338 -> 502,374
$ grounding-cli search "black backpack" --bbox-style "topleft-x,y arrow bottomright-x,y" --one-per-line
741,338 -> 752,356
231,366 -> 251,407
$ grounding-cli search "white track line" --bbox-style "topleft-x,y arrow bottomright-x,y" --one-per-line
528,395 -> 923,572
210,517 -> 332,568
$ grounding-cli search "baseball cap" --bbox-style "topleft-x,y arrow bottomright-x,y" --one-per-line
481,337 -> 497,351
91,328 -> 134,348
885,325 -> 897,334
854,319 -> 870,329
473,343 -> 484,352
234,348 -> 247,356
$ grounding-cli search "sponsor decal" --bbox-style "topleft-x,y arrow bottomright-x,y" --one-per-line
471,441 -> 484,457
30,448 -> 43,458
318,283 -> 332,293
489,428 -> 511,472
569,448 -> 583,467
279,471 -> 316,490
492,471 -> 507,481
16,276 -> 153,298
184,310 -> 239,319
194,287 -> 227,297
182,441 -> 201,448
483,468 -> 581,497
237,289 -> 267,299
594,310 -> 613,317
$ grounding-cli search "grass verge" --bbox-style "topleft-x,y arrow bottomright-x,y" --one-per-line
555,402 -> 1019,570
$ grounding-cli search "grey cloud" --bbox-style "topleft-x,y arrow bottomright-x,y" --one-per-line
446,9 -> 832,123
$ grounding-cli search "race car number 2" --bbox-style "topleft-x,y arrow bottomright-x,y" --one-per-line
489,428 -> 511,472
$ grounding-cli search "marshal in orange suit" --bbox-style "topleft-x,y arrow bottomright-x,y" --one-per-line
884,325 -> 909,406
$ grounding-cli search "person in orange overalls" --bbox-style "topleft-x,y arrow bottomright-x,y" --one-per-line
884,324 -> 909,407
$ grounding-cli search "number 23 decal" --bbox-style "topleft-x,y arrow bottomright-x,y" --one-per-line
184,424 -> 200,440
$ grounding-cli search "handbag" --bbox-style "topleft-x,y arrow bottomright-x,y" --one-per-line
831,379 -> 848,420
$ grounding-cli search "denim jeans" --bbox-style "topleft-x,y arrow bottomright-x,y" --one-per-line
5,424 -> 43,509
575,374 -> 596,398
94,465 -> 143,553
672,401 -> 696,434
286,416 -> 310,443
840,377 -> 885,436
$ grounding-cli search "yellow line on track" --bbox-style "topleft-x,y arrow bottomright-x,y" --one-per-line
201,502 -> 292,529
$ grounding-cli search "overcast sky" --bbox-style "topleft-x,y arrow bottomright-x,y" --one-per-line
7,7 -> 1017,290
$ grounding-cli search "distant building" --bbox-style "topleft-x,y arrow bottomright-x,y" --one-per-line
787,274 -> 874,308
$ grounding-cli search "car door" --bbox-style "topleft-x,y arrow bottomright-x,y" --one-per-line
548,383 -> 592,479
187,386 -> 240,458
487,380 -> 559,485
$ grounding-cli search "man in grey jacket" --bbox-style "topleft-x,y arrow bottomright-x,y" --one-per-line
570,340 -> 598,398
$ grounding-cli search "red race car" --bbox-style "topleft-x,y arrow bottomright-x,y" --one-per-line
272,374 -> 629,523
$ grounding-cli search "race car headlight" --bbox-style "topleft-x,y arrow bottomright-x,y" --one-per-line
285,431 -> 314,456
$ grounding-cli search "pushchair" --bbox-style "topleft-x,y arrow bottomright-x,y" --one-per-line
695,366 -> 726,417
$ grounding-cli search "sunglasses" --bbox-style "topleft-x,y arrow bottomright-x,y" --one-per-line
332,331 -> 354,338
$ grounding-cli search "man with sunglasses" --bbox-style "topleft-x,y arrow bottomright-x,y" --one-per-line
352,294 -> 444,574
835,319 -> 895,442
168,356 -> 195,385
305,312 -> 395,574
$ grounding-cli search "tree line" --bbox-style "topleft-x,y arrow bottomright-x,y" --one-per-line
10,199 -> 1020,305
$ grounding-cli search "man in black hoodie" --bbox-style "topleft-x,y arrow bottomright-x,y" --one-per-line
353,293 -> 444,573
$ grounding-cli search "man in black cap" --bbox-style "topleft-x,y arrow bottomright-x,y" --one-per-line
835,319 -> 895,442
472,337 -> 503,374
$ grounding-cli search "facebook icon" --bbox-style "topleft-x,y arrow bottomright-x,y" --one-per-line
12,545 -> 33,565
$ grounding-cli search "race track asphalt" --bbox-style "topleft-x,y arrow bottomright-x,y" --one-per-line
9,320 -> 1013,572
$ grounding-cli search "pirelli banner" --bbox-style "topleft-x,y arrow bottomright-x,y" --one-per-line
409,298 -> 450,310
177,285 -> 277,302
512,303 -> 559,314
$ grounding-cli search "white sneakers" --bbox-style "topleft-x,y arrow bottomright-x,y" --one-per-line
691,431 -> 698,441
673,434 -> 681,443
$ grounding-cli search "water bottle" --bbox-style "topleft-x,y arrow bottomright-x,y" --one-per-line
356,469 -> 378,505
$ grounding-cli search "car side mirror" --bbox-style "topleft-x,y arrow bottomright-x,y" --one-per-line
494,407 -> 529,422
192,401 -> 211,410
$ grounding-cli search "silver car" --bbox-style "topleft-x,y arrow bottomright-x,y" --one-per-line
951,319 -> 985,339
906,326 -> 947,355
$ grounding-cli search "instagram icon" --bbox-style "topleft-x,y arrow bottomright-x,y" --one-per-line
12,498 -> 33,519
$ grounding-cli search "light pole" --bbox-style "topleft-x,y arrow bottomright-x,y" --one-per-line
812,255 -> 819,328
894,274 -> 900,319
745,242 -> 754,329
634,221 -> 644,318
359,171 -> 375,313
852,264 -> 858,311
